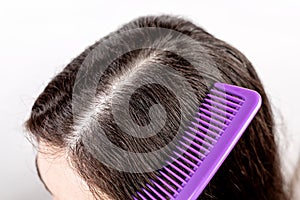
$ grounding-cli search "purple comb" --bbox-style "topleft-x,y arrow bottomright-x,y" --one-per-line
132,83 -> 262,200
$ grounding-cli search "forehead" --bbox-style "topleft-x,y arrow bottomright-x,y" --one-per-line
37,142 -> 95,200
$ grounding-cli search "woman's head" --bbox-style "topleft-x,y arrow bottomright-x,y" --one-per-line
26,15 -> 288,200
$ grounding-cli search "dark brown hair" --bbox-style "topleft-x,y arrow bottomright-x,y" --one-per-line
25,15 -> 290,200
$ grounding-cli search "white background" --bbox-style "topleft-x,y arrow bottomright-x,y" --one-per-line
0,0 -> 299,199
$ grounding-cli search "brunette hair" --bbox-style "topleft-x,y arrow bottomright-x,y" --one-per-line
25,15 -> 290,199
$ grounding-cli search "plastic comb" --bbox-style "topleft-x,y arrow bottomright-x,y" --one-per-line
132,82 -> 262,200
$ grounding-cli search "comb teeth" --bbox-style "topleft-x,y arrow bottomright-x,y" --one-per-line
133,83 -> 261,200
